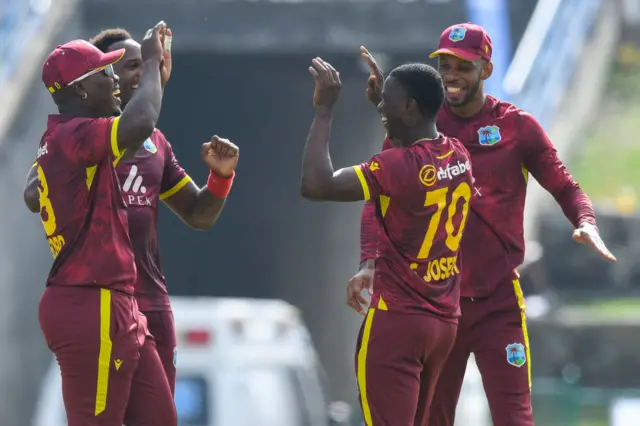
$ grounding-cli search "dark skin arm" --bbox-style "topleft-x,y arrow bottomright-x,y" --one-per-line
162,182 -> 224,230
116,22 -> 165,154
24,138 -> 239,229
24,164 -> 39,213
163,136 -> 238,230
300,58 -> 366,202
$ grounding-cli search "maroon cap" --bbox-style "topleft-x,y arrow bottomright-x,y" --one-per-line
429,23 -> 492,62
42,40 -> 125,94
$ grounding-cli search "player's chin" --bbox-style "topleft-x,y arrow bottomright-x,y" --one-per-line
111,104 -> 123,117
444,94 -> 466,107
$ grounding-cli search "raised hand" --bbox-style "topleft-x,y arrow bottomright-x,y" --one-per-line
141,20 -> 167,63
308,57 -> 342,110
360,46 -> 384,106
201,136 -> 239,178
160,28 -> 173,87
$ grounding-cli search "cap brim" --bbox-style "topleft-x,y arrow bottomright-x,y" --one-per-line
429,48 -> 480,61
95,48 -> 126,69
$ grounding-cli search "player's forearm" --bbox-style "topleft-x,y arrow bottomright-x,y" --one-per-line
187,187 -> 226,230
300,107 -> 335,200
557,185 -> 597,229
118,58 -> 163,152
360,200 -> 380,263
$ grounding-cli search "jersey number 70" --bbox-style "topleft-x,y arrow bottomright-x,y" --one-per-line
411,181 -> 471,281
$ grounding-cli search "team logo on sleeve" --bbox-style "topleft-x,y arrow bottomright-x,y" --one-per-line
369,161 -> 380,172
449,26 -> 467,42
143,138 -> 158,154
477,125 -> 502,146
505,343 -> 526,367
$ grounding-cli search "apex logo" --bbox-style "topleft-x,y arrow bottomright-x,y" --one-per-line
122,165 -> 152,207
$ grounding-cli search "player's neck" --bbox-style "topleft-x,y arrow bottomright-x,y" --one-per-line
407,123 -> 439,144
57,104 -> 102,118
449,92 -> 487,118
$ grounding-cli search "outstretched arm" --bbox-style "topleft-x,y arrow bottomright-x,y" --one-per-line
521,113 -> 616,262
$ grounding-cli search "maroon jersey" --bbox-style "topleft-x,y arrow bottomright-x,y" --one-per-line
355,136 -> 473,320
35,114 -> 136,293
361,96 -> 596,298
117,129 -> 189,311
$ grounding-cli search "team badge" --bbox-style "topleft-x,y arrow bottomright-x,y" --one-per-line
449,26 -> 467,42
143,138 -> 158,154
173,347 -> 178,367
505,343 -> 526,367
477,125 -> 502,146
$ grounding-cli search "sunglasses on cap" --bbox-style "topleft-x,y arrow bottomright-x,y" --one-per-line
67,64 -> 116,86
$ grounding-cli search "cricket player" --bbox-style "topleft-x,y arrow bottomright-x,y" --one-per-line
24,27 -> 238,394
34,22 -> 178,425
357,23 -> 616,426
301,57 -> 473,425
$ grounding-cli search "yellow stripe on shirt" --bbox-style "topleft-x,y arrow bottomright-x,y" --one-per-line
109,117 -> 128,166
353,166 -> 371,201
110,116 -> 121,158
159,175 -> 192,200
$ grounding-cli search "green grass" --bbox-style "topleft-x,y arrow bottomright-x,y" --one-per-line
564,298 -> 640,320
571,67 -> 640,207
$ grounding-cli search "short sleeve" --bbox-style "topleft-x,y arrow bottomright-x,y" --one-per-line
353,149 -> 403,201
62,116 -> 122,166
158,132 -> 191,200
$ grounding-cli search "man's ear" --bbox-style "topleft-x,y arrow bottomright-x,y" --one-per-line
74,82 -> 87,99
481,61 -> 493,80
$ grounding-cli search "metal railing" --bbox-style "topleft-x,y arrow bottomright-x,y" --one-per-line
0,0 -> 47,87
502,0 -> 601,129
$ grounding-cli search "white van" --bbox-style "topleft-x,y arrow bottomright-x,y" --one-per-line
32,297 -> 349,426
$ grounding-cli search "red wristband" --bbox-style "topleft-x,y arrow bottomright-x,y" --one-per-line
207,170 -> 235,198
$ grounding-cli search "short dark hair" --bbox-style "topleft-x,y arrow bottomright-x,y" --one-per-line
388,63 -> 444,118
90,28 -> 132,53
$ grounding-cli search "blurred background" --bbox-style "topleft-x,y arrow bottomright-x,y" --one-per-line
1,0 -> 639,424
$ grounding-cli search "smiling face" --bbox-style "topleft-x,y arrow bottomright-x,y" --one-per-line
73,64 -> 122,117
437,54 -> 492,108
377,75 -> 412,145
108,39 -> 143,107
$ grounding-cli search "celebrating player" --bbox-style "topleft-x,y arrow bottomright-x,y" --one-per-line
24,28 -> 238,394
301,57 -> 473,425
357,23 -> 616,426
33,22 -> 179,425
